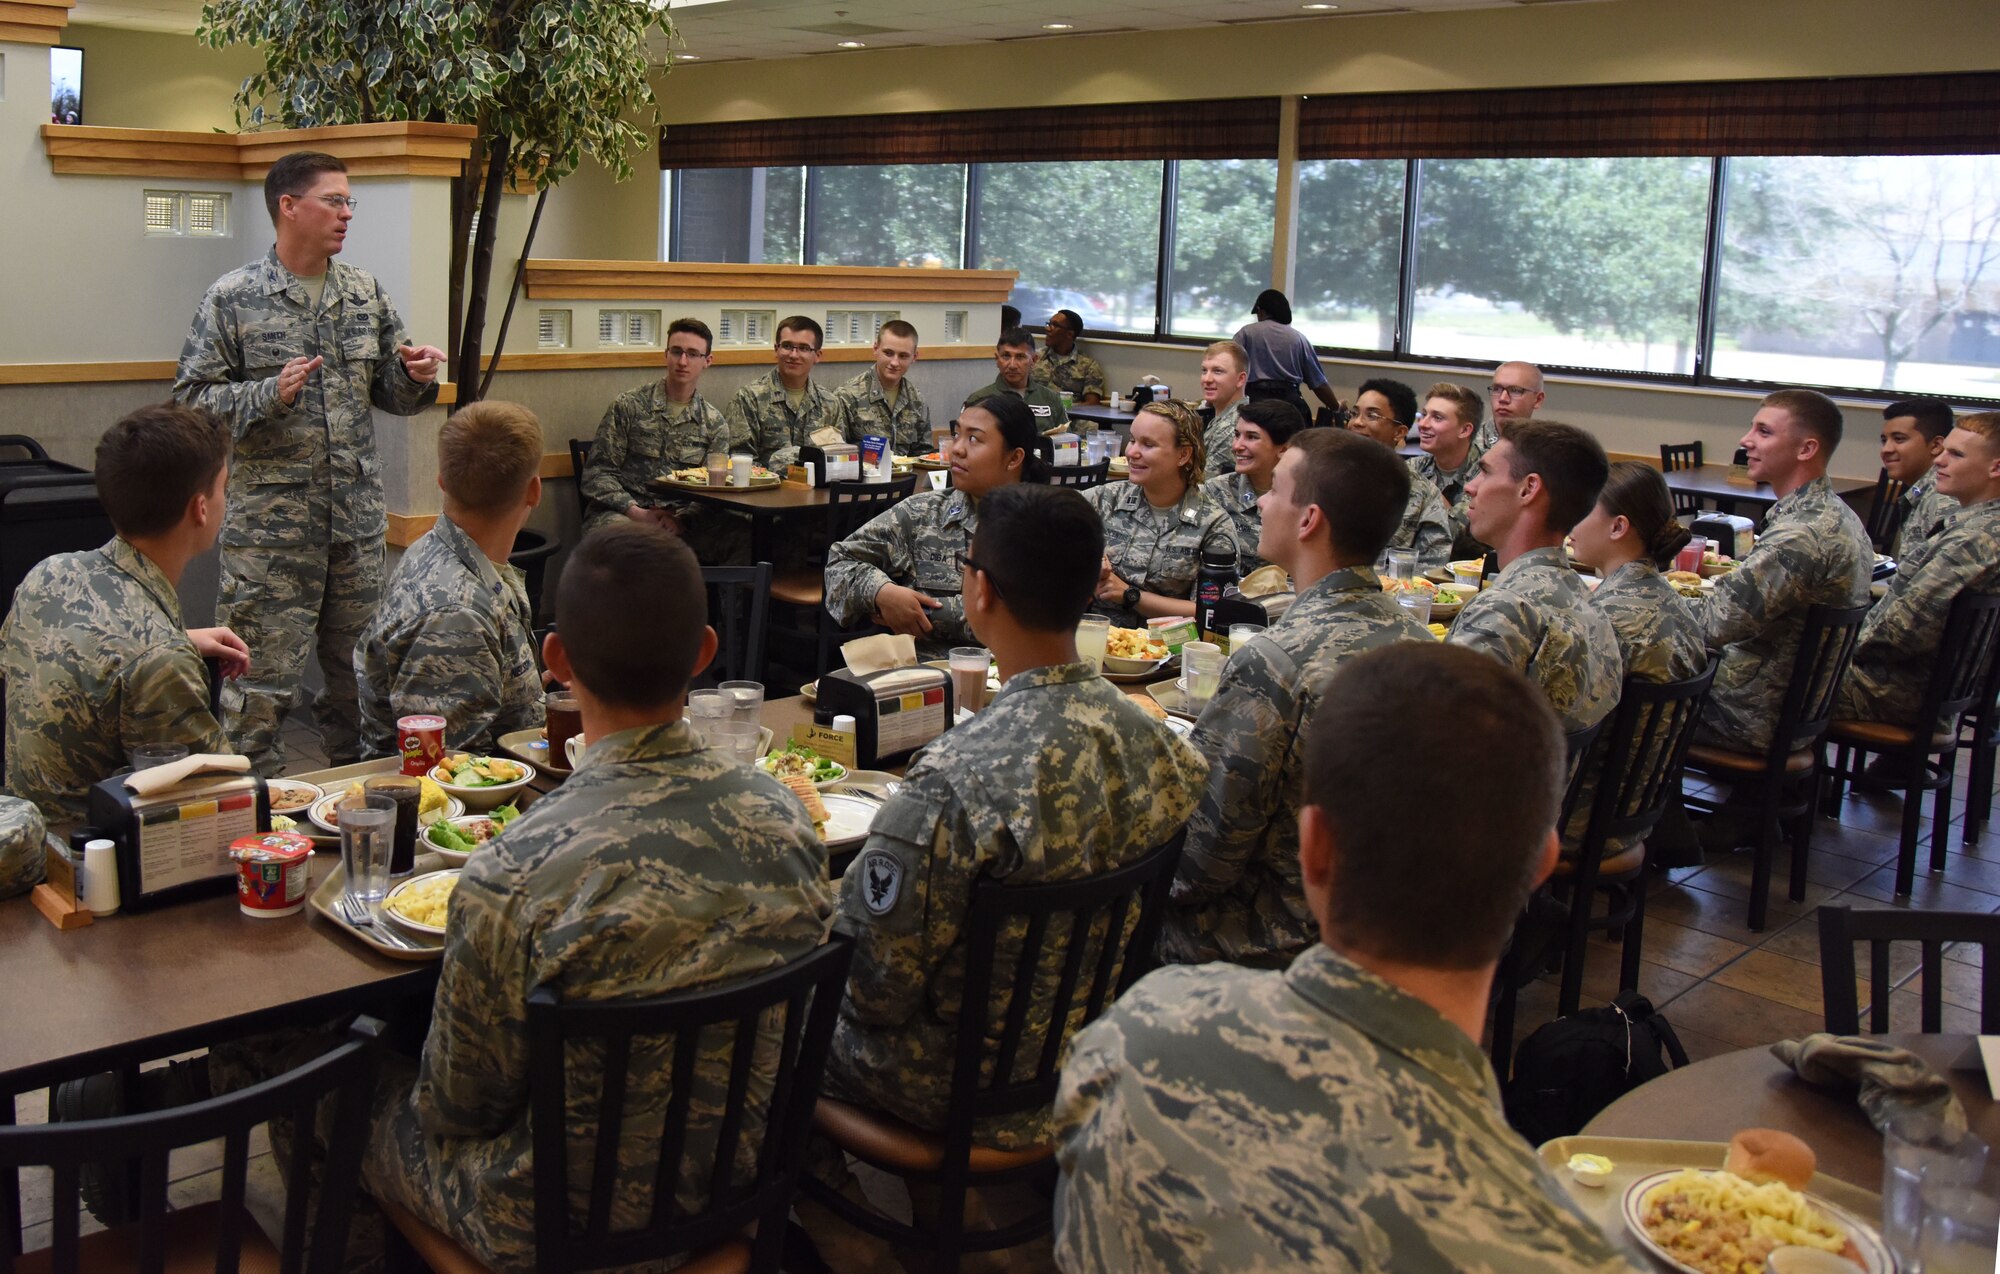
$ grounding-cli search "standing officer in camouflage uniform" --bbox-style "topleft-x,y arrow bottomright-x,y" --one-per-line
354,402 -> 547,759
1168,430 -> 1430,968
1200,399 -> 1306,578
1877,398 -> 1957,560
1085,401 -> 1237,629
1,404 -> 244,824
1449,422 -> 1623,734
731,314 -> 838,470
0,797 -> 44,901
964,327 -> 1072,435
803,486 -> 1204,1266
363,524 -> 833,1269
1198,341 -> 1249,478
1410,381 -> 1488,560
174,151 -> 443,774
581,317 -> 749,564
830,319 -> 933,457
1347,376 -> 1455,569
1055,643 -> 1645,1274
1031,308 -> 1107,403
1840,412 -> 2000,728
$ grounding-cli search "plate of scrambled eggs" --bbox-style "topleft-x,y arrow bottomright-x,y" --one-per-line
383,869 -> 460,936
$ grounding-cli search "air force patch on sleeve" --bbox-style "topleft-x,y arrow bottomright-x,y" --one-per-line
859,849 -> 904,916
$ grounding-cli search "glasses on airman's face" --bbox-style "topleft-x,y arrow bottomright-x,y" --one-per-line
955,552 -> 1006,597
307,194 -> 359,211
1489,384 -> 1534,399
665,346 -> 709,362
777,341 -> 820,355
1353,406 -> 1401,425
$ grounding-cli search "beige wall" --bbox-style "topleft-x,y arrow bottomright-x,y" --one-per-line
63,24 -> 263,131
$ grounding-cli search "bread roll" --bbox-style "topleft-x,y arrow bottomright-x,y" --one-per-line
1725,1128 -> 1817,1189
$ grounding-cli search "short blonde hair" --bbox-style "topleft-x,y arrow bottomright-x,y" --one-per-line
1955,410 -> 1999,447
438,400 -> 544,513
1425,382 -> 1484,432
1204,340 -> 1248,374
1136,399 -> 1206,487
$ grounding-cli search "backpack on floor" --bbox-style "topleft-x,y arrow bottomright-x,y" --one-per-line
1502,990 -> 1689,1146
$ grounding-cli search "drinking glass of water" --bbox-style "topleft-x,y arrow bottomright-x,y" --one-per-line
338,792 -> 397,911
1075,615 -> 1110,674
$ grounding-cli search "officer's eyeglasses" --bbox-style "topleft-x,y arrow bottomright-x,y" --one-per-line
308,195 -> 360,211
955,552 -> 1005,599
1489,384 -> 1535,399
777,342 -> 820,355
1353,406 -> 1402,425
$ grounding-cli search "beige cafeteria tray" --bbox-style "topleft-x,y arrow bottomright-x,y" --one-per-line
308,851 -> 452,962
1536,1135 -> 1884,1247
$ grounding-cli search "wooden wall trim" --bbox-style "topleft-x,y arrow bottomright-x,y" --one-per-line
1,0 -> 74,45
386,513 -> 439,548
522,260 -> 1017,305
0,362 -> 459,408
41,121 -> 477,180
481,344 -> 989,374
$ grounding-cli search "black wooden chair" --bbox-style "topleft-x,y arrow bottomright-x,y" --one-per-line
768,477 -> 919,679
1957,636 -> 2000,845
1659,441 -> 1704,518
800,830 -> 1187,1271
693,562 -> 772,689
383,936 -> 855,1274
1863,467 -> 1912,554
1818,904 -> 2000,1034
0,1017 -> 384,1274
1045,461 -> 1110,490
1683,603 -> 1868,931
1822,592 -> 2000,897
508,528 -> 562,628
567,438 -> 594,528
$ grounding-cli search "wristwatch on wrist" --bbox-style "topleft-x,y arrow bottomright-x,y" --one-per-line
1122,584 -> 1141,609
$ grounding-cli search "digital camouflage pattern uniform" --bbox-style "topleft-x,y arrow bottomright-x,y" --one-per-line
965,378 -> 1073,435
1200,470 -> 1269,578
1165,568 -> 1431,967
1893,467 -> 1957,564
826,662 -> 1206,1148
581,383 -> 749,564
727,369 -> 837,470
354,514 -> 543,760
823,488 -> 979,661
1692,476 -> 1872,753
1200,399 -> 1243,479
0,796 -> 48,900
1839,496 -> 2000,730
0,539 -> 228,824
830,368 -> 933,457
1053,947 -> 1646,1274
1449,546 -> 1623,734
1569,560 -> 1710,855
1393,472 -> 1455,571
363,720 -> 833,1270
175,247 -> 438,773
1409,444 -> 1487,561
1082,480 -> 1237,629
1032,348 -> 1107,401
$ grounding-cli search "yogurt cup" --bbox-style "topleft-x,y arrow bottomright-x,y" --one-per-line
229,831 -> 313,918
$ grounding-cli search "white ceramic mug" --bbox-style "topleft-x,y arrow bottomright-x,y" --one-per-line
564,734 -> 587,768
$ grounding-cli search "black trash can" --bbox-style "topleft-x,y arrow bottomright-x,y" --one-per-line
1,460 -> 113,627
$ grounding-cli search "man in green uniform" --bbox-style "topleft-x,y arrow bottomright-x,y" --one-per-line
1409,381 -> 1487,560
1877,397 -> 1957,561
580,317 -> 748,564
1839,411 -> 2000,729
173,151 -> 443,773
1031,308 -> 1107,403
0,403 -> 244,824
354,401 -> 547,759
1199,340 -> 1249,478
1054,643 -> 1646,1274
730,314 -> 838,470
830,320 -> 933,456
1449,421 -> 1623,734
964,327 -> 1071,435
1347,376 -> 1454,569
1167,429 -> 1431,968
363,523 -> 833,1269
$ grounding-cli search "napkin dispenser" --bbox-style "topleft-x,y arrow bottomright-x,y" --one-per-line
85,771 -> 269,912
1048,432 -> 1080,467
1690,513 -> 1755,560
814,666 -> 954,769
803,443 -> 860,483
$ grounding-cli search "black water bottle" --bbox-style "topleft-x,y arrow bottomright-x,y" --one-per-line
1196,547 -> 1237,646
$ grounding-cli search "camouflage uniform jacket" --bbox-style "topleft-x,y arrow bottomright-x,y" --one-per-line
1082,480 -> 1238,629
727,369 -> 837,470
1841,496 -> 2000,730
173,247 -> 437,547
354,514 -> 544,760
1053,946 -> 1646,1273
1409,444 -> 1487,560
0,796 -> 48,901
966,377 -> 1073,436
396,720 -> 832,1269
1165,569 -> 1431,967
1893,467 -> 1957,564
1032,348 -> 1107,401
830,368 -> 933,457
1200,470 -> 1270,578
0,538 -> 228,824
1394,471 -> 1456,571
830,662 -> 1206,1148
1693,476 -> 1872,753
823,488 -> 978,660
1449,546 -> 1623,733
1200,399 -> 1244,479
580,382 -> 737,532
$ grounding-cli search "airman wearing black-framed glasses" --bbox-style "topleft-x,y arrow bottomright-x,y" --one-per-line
727,314 -> 836,470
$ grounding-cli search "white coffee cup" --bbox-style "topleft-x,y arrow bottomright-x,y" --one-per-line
564,734 -> 587,768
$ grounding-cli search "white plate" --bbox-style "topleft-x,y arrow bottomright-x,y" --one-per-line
381,869 -> 461,937
265,778 -> 324,818
757,754 -> 849,789
819,792 -> 880,848
307,791 -> 465,837
421,813 -> 512,865
1101,654 -> 1175,684
1162,716 -> 1193,739
1621,1170 -> 1894,1274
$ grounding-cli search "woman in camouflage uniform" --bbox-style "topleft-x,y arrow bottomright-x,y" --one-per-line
1085,400 -> 1237,629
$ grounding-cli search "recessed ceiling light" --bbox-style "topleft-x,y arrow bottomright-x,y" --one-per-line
1042,22 -> 1074,30
674,52 -> 702,61
1302,3 -> 1338,8
836,39 -> 867,48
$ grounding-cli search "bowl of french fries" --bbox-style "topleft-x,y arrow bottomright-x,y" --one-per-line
1103,626 -> 1172,675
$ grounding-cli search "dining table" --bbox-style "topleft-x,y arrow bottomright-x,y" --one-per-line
1063,402 -> 1138,434
1662,463 -> 1877,522
1583,1033 -> 1997,1191
645,476 -> 835,566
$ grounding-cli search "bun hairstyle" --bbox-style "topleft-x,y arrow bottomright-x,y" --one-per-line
960,393 -> 1049,485
1137,400 -> 1206,486
1598,460 -> 1691,569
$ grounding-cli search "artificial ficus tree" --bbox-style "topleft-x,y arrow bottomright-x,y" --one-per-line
197,0 -> 673,402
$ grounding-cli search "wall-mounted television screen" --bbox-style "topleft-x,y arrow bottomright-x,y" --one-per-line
51,46 -> 83,125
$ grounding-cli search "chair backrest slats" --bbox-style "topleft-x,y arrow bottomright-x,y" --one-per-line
1918,595 -> 2000,737
703,1013 -> 763,1207
647,1026 -> 704,1232
1582,661 -> 1719,858
49,1163 -> 79,1274
1039,906 -> 1101,1079
1084,893 -> 1134,1025
1870,940 -> 1893,1034
137,1144 -> 171,1274
1819,905 -> 2000,1035
586,1033 -> 634,1238
280,1092 -> 319,1262
1866,468 -> 1910,550
214,1128 -> 249,1274
752,990 -> 811,1184
827,477 -> 918,542
1774,604 -> 1869,760
1048,461 -> 1110,490
991,911 -> 1052,1088
698,563 -> 772,688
